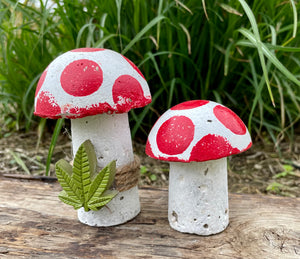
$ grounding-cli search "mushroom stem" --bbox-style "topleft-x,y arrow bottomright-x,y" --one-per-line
71,113 -> 134,168
71,113 -> 140,226
168,158 -> 229,235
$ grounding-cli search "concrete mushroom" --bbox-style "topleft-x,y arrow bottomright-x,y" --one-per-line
34,47 -> 151,226
146,100 -> 251,235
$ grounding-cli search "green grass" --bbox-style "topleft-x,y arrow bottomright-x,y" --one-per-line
0,0 -> 300,150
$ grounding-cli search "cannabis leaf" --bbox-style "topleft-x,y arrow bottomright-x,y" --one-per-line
55,140 -> 118,211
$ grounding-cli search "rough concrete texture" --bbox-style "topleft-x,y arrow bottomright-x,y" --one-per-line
78,186 -> 140,227
71,113 -> 133,168
146,100 -> 251,163
34,48 -> 151,119
71,113 -> 140,226
168,158 -> 229,235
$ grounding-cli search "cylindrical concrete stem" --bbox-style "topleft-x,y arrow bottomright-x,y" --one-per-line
168,158 -> 229,235
71,113 -> 140,227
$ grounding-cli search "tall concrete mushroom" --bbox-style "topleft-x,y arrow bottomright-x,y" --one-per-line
34,47 -> 151,226
146,100 -> 251,235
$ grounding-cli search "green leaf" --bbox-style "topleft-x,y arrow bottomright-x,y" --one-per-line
236,40 -> 300,52
289,0 -> 297,39
105,160 -> 117,190
9,150 -> 31,175
58,190 -> 83,210
72,140 -> 97,203
55,159 -> 83,204
236,30 -> 300,87
55,139 -> 118,211
150,174 -> 157,181
121,15 -> 166,55
46,118 -> 64,176
88,190 -> 118,211
88,160 -> 116,202
140,165 -> 148,175
88,190 -> 118,205
282,164 -> 294,172
219,3 -> 243,16
238,0 -> 274,107
266,182 -> 285,193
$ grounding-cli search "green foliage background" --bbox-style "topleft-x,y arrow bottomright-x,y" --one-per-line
0,0 -> 299,145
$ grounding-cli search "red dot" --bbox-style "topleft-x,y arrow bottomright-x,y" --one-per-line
112,75 -> 144,105
35,68 -> 48,96
171,100 -> 209,110
70,48 -> 105,52
123,56 -> 145,79
156,116 -> 195,155
190,134 -> 240,162
34,91 -> 61,118
213,105 -> 246,135
60,59 -> 103,96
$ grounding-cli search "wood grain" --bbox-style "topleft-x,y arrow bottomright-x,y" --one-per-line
0,177 -> 299,258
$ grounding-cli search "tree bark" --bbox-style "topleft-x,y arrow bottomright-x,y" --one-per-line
0,176 -> 299,258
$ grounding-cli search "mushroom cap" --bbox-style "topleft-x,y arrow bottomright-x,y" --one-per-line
34,48 -> 151,119
146,100 -> 252,163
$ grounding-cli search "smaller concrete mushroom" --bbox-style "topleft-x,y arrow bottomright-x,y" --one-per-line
34,48 -> 151,226
146,100 -> 252,235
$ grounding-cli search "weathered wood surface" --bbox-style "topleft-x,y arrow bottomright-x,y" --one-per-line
0,177 -> 299,259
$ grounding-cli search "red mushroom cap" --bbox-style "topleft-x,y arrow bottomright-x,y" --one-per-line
34,48 -> 151,119
146,100 -> 252,163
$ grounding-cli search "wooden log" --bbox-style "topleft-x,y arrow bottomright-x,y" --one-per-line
0,177 -> 299,258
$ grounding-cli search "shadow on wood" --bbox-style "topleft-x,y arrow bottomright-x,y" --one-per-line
0,177 -> 299,258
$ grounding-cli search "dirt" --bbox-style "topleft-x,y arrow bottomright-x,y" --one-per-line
0,130 -> 299,197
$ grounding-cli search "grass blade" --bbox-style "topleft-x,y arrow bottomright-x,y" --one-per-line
238,28 -> 300,87
45,118 -> 64,176
121,15 -> 166,55
238,0 -> 274,106
9,150 -> 31,175
236,40 -> 300,52
289,0 -> 297,38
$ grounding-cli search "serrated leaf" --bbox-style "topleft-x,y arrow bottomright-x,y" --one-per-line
88,190 -> 118,205
72,140 -> 97,203
55,159 -> 83,203
104,160 -> 116,190
58,190 -> 83,210
88,190 -> 118,211
56,159 -> 73,176
55,140 -> 118,212
87,160 -> 116,201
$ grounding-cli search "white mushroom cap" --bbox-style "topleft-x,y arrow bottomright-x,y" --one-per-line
146,100 -> 252,162
34,48 -> 151,119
